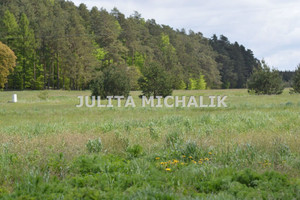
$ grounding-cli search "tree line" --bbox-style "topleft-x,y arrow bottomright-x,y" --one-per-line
0,0 -> 291,91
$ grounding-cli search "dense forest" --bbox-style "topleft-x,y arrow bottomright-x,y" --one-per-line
0,0 -> 280,91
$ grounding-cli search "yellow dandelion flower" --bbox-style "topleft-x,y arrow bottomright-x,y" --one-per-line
182,155 -> 186,158
155,157 -> 160,160
188,156 -> 193,159
198,161 -> 203,164
165,168 -> 171,171
199,158 -> 203,161
173,159 -> 179,163
181,162 -> 185,165
192,160 -> 197,164
208,152 -> 212,155
205,158 -> 209,161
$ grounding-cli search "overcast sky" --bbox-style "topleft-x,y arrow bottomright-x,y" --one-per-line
72,0 -> 300,71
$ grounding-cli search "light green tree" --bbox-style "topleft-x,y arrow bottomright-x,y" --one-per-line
196,74 -> 207,90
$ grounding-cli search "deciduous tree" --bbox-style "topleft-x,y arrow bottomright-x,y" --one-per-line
0,41 -> 16,88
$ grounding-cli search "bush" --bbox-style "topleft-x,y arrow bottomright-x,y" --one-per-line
138,62 -> 172,97
86,138 -> 102,153
247,61 -> 283,95
90,64 -> 130,98
126,144 -> 143,158
292,64 -> 300,93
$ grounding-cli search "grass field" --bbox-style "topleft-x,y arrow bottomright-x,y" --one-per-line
0,89 -> 300,199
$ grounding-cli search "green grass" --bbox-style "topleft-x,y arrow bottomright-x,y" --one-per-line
0,89 -> 300,199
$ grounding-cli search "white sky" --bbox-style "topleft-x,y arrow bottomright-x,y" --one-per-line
72,0 -> 300,71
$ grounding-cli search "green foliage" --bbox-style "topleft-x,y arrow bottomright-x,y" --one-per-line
126,66 -> 141,91
138,62 -> 173,97
86,138 -> 102,153
90,64 -> 131,98
210,35 -> 259,88
292,64 -> 300,93
1,10 -> 19,41
0,1 -> 262,91
94,47 -> 107,61
197,74 -> 207,89
247,61 -> 284,95
0,152 -> 299,199
126,144 -> 143,158
160,33 -> 176,54
188,74 -> 207,90
188,78 -> 197,90
178,80 -> 187,90
16,13 -> 36,89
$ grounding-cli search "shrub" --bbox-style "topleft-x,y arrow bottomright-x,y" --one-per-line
292,64 -> 300,93
247,61 -> 283,95
126,144 -> 143,158
138,62 -> 172,97
86,138 -> 102,153
90,64 -> 130,98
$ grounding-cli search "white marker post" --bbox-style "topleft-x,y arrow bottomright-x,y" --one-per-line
12,94 -> 17,103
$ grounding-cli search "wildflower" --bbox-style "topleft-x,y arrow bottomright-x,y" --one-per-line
198,161 -> 203,164
192,160 -> 197,164
182,155 -> 186,158
188,156 -> 193,159
181,162 -> 185,165
155,157 -> 160,160
208,152 -> 212,155
204,158 -> 209,161
160,162 -> 166,165
173,159 -> 179,164
165,168 -> 171,171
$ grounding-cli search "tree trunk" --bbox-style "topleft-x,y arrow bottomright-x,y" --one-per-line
52,62 -> 55,89
63,75 -> 65,90
48,62 -> 51,89
33,54 -> 36,90
57,53 -> 60,89
44,61 -> 46,89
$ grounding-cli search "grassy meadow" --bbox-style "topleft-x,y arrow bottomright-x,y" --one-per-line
0,89 -> 300,199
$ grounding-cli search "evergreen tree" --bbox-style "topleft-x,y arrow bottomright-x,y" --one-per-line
138,62 -> 172,97
90,64 -> 130,98
0,10 -> 19,49
196,73 -> 207,90
291,64 -> 300,93
16,13 -> 36,89
188,78 -> 197,90
247,61 -> 284,95
0,0 -> 262,91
